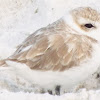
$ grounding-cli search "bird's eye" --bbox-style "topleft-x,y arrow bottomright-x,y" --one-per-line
84,23 -> 94,28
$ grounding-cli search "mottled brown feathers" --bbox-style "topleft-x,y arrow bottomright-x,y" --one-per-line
71,7 -> 100,21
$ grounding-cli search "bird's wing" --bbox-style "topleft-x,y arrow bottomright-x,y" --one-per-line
8,19 -> 96,71
9,32 -> 94,71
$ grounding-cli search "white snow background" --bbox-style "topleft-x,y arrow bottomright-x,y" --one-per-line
0,0 -> 100,100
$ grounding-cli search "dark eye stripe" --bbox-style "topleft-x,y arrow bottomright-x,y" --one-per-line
84,24 -> 94,28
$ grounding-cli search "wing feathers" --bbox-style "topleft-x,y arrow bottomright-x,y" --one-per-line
6,20 -> 96,71
57,43 -> 68,57
8,33 -> 95,71
26,36 -> 48,59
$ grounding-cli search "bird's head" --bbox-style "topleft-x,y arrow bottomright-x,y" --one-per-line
64,7 -> 100,42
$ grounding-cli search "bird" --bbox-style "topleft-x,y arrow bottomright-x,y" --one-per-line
1,7 -> 100,95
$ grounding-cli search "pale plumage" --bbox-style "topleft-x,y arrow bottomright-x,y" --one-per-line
1,7 -> 100,95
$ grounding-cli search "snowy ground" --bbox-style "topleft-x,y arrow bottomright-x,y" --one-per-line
0,0 -> 100,100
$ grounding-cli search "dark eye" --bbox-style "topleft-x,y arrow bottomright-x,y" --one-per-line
84,23 -> 94,28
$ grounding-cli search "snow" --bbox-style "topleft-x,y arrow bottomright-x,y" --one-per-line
0,0 -> 100,99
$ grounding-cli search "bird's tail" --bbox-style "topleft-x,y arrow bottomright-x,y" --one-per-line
0,59 -> 8,66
